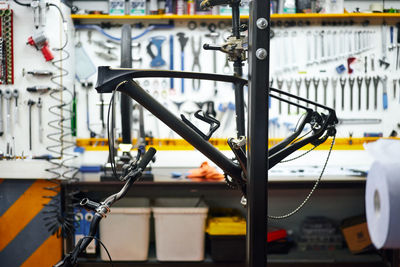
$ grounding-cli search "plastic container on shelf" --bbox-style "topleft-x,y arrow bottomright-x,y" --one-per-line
152,198 -> 208,261
99,198 -> 151,261
206,217 -> 246,262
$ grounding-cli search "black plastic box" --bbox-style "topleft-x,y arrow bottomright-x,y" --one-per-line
208,234 -> 246,262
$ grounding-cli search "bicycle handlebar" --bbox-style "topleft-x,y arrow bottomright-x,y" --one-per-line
54,148 -> 157,267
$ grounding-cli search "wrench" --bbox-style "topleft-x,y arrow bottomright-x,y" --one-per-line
277,78 -> 284,114
393,79 -> 397,99
176,32 -> 189,94
348,77 -> 355,111
332,31 -> 337,59
191,36 -> 202,91
356,77 -> 363,110
312,77 -> 320,109
320,30 -> 325,62
365,76 -> 371,110
295,78 -> 302,114
331,78 -> 338,109
13,89 -> 19,124
205,32 -> 220,95
380,76 -> 388,110
37,97 -> 43,143
373,76 -> 380,110
286,78 -> 293,114
4,90 -> 11,136
306,31 -> 312,65
322,78 -> 328,106
340,78 -> 346,111
313,31 -> 319,63
147,36 -> 167,67
304,78 -> 311,107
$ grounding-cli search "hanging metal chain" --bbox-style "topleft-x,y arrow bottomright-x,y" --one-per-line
268,135 -> 336,219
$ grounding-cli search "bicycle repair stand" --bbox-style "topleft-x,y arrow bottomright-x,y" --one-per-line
246,0 -> 269,266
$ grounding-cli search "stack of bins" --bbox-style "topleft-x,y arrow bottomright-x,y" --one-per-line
206,216 -> 246,262
152,198 -> 209,261
99,198 -> 151,261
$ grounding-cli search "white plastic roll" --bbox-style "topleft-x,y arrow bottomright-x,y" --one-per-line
366,161 -> 400,249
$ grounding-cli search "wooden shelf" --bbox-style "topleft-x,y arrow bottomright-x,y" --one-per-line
71,13 -> 400,21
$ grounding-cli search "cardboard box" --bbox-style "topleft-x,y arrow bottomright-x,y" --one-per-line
341,215 -> 372,254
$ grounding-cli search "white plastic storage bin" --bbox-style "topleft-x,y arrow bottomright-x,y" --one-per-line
99,199 -> 151,261
152,198 -> 209,261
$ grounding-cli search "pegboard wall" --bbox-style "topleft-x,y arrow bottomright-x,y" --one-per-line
2,0 -> 400,163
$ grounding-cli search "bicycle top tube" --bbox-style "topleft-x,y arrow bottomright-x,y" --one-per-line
95,66 -> 248,93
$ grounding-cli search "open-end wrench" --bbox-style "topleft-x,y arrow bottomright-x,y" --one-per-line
177,32 -> 189,94
340,78 -> 346,111
371,54 -> 375,71
373,76 -> 380,110
331,78 -> 338,109
283,31 -> 289,70
320,30 -> 325,62
191,36 -> 202,91
305,78 -> 311,107
332,31 -> 337,59
312,77 -> 320,109
380,76 -> 388,110
13,89 -> 19,124
306,31 -> 312,65
295,78 -> 302,114
348,77 -> 355,111
0,90 -> 3,136
37,97 -> 43,143
365,76 -> 371,110
326,30 -> 331,60
286,78 -> 293,114
393,79 -> 397,99
4,90 -> 12,136
356,77 -> 363,110
277,78 -> 284,114
313,31 -> 319,63
27,99 -> 35,151
322,78 -> 328,105
205,32 -> 220,95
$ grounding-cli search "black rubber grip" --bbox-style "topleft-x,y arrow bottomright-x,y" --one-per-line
138,147 -> 156,170
397,23 -> 400,43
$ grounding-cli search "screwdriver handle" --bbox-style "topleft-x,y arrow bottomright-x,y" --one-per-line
397,23 -> 400,44
383,92 -> 388,110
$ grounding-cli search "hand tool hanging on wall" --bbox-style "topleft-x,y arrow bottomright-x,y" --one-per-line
379,24 -> 390,69
277,78 -> 283,114
348,77 -> 355,111
295,78 -> 302,114
380,75 -> 388,110
312,77 -> 320,109
322,78 -> 328,106
205,32 -> 219,95
396,23 -> 400,70
132,43 -> 142,67
4,90 -> 11,136
393,79 -> 397,99
365,76 -> 371,110
147,36 -> 166,67
356,77 -> 363,110
0,90 -> 3,136
340,78 -> 346,111
331,78 -> 338,109
27,99 -> 35,151
389,26 -> 395,52
304,78 -> 311,107
177,32 -> 188,94
306,31 -> 312,65
169,35 -> 174,91
22,69 -> 53,77
191,36 -> 201,91
26,31 -> 54,61
286,79 -> 293,114
373,76 -> 380,110
26,85 -> 52,93
37,97 -> 43,142
13,89 -> 18,124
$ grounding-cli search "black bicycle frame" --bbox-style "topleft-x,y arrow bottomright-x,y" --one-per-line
96,66 -> 246,182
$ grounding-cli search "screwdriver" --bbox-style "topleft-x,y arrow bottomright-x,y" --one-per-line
26,86 -> 52,93
22,69 -> 53,77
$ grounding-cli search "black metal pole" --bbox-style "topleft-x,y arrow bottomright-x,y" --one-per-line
120,24 -> 133,144
247,0 -> 270,266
